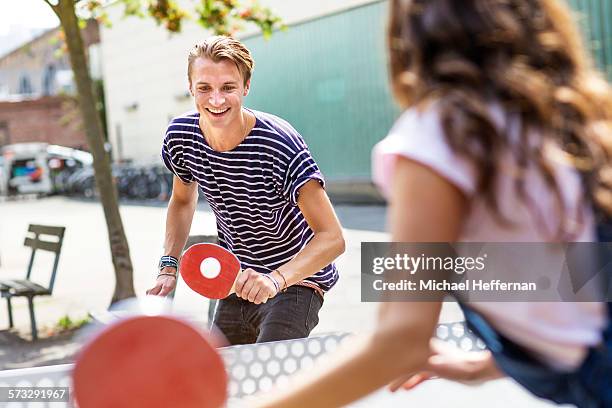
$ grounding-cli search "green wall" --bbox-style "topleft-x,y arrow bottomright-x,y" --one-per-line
568,0 -> 612,79
244,0 -> 612,181
244,1 -> 398,181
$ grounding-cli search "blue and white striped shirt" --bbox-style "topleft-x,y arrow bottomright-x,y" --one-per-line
161,109 -> 339,292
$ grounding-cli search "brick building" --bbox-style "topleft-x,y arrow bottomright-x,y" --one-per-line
0,96 -> 86,149
0,21 -> 101,149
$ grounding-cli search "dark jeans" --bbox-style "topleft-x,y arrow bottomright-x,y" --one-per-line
459,302 -> 612,408
212,285 -> 324,345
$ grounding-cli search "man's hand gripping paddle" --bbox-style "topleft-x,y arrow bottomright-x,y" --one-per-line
72,315 -> 228,408
180,243 -> 242,299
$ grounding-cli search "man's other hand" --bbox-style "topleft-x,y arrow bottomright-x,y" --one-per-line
234,268 -> 278,304
146,269 -> 177,297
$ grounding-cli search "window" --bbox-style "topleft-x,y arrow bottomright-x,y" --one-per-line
19,75 -> 33,95
43,64 -> 56,95
0,122 -> 8,147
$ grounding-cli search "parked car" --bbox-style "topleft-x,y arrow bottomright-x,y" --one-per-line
0,156 -> 5,196
1,143 -> 92,196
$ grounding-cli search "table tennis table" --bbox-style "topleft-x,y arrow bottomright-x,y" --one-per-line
0,322 -> 563,407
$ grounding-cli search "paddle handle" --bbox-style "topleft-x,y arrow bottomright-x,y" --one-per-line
228,269 -> 243,296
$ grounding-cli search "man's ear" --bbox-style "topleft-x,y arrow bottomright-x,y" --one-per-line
243,79 -> 251,96
188,82 -> 194,97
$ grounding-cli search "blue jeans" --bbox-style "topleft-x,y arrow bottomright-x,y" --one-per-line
459,302 -> 612,408
212,285 -> 324,345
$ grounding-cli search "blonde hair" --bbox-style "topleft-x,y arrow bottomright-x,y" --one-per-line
187,36 -> 254,86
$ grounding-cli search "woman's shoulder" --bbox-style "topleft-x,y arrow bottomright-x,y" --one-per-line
373,102 -> 479,197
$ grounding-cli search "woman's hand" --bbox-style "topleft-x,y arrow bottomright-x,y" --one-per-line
388,338 -> 503,391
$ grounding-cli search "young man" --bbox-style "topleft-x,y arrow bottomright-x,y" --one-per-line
146,36 -> 345,345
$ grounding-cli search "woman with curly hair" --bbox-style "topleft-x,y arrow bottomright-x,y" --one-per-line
255,0 -> 612,407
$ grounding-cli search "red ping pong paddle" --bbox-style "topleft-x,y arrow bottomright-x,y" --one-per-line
180,243 -> 242,299
72,315 -> 228,408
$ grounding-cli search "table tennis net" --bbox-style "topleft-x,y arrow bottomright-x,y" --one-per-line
0,321 -> 484,406
222,321 -> 485,399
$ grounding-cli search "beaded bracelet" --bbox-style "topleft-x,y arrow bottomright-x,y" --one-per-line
272,269 -> 288,292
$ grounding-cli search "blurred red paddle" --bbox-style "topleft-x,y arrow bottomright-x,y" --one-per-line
73,315 -> 227,408
180,243 -> 242,299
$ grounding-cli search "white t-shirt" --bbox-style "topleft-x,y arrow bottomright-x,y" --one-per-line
372,105 -> 607,370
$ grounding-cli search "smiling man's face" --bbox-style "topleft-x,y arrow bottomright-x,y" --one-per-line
189,57 -> 250,131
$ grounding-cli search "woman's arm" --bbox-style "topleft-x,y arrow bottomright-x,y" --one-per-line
253,156 -> 469,407
253,304 -> 440,408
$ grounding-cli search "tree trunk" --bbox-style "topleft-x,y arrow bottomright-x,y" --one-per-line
54,0 -> 136,304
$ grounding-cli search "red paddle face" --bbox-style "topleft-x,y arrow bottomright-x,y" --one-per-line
73,315 -> 227,408
180,243 -> 241,299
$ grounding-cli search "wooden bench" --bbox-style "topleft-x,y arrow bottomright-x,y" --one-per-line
0,224 -> 65,340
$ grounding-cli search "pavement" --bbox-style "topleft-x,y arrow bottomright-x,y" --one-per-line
0,196 -> 565,407
0,196 -> 401,335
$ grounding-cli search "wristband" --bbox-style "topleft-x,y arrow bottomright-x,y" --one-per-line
157,272 -> 177,279
158,255 -> 179,271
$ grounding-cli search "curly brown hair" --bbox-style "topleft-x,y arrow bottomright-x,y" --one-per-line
388,0 -> 612,239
